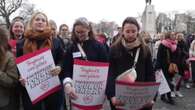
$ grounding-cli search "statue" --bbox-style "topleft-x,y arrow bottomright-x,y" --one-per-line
146,0 -> 151,5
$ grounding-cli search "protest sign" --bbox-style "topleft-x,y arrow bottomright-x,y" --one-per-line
71,59 -> 109,110
116,81 -> 160,110
155,70 -> 171,95
16,48 -> 61,104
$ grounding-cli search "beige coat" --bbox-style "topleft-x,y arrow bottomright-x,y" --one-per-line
0,51 -> 19,107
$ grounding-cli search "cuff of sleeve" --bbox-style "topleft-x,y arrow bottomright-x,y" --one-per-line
63,77 -> 73,86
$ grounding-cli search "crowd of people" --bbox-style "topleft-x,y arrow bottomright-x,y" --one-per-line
0,11 -> 195,110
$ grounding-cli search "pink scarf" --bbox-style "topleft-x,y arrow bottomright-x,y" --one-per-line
161,39 -> 177,52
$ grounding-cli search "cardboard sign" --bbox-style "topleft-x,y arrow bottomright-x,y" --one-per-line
116,81 -> 160,110
155,70 -> 171,95
16,48 -> 61,104
72,59 -> 109,110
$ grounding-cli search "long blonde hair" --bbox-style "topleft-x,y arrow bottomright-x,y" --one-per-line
23,12 -> 52,53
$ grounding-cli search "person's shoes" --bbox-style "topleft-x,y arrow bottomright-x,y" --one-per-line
161,96 -> 168,103
175,91 -> 184,97
192,83 -> 195,88
170,92 -> 176,98
167,98 -> 176,105
185,83 -> 191,89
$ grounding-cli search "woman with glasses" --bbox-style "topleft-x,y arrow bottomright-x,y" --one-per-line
63,17 -> 108,109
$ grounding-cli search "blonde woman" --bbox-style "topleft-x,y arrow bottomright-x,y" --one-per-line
16,12 -> 65,110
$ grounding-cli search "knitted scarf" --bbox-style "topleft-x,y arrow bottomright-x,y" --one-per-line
161,39 -> 177,52
121,38 -> 141,50
23,29 -> 52,54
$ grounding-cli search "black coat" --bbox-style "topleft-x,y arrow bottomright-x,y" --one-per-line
16,38 -> 65,80
106,42 -> 155,99
155,43 -> 178,78
63,39 -> 109,78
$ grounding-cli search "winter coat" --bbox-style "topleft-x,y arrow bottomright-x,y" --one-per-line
0,51 -> 19,108
106,42 -> 155,99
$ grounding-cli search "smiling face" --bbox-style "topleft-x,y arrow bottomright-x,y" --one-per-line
32,13 -> 47,32
11,21 -> 24,38
122,23 -> 139,43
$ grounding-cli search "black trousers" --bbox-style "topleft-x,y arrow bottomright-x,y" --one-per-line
21,86 -> 65,110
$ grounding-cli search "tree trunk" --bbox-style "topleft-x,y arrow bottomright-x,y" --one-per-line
5,16 -> 10,29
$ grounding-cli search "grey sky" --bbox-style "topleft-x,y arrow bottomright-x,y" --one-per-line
31,0 -> 195,27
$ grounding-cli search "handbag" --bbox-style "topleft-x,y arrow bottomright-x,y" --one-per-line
116,48 -> 140,83
167,49 -> 178,75
168,63 -> 178,74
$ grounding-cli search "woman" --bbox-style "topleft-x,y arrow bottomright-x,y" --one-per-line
189,38 -> 195,87
9,18 -> 25,56
155,32 -> 178,105
63,17 -> 108,105
106,17 -> 155,110
0,27 -> 19,110
16,12 -> 64,110
175,33 -> 188,96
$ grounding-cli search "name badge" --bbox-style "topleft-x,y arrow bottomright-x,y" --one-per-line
73,52 -> 82,58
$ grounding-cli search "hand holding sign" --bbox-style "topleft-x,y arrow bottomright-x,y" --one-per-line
65,83 -> 78,100
50,66 -> 61,76
139,100 -> 154,110
111,96 -> 124,106
19,76 -> 26,86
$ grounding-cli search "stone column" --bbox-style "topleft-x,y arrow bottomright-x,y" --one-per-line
141,5 -> 156,38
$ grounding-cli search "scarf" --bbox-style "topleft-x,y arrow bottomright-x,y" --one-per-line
161,39 -> 177,52
121,38 -> 141,51
23,29 -> 52,54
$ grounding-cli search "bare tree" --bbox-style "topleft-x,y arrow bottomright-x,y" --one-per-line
19,2 -> 36,23
0,0 -> 22,28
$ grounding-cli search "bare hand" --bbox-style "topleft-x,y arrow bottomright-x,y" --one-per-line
50,66 -> 61,76
139,100 -> 154,110
111,97 -> 125,106
64,84 -> 78,100
19,76 -> 26,86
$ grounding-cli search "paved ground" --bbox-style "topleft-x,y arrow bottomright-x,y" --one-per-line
153,86 -> 195,110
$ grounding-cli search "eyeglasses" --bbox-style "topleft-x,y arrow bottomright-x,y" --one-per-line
75,30 -> 88,35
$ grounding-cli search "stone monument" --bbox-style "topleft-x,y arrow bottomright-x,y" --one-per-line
142,0 -> 156,38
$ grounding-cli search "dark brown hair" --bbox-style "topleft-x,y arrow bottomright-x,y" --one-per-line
111,17 -> 149,57
9,19 -> 25,40
59,24 -> 68,32
71,18 -> 95,42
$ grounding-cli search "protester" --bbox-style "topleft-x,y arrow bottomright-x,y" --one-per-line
0,27 -> 19,110
106,17 -> 155,110
175,32 -> 189,96
9,18 -> 25,56
189,38 -> 195,87
58,24 -> 72,53
16,12 -> 65,110
63,17 -> 108,107
155,32 -> 178,105
96,33 -> 110,53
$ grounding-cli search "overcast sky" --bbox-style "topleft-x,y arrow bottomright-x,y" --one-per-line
30,0 -> 195,28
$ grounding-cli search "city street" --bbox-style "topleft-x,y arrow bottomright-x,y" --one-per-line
153,86 -> 195,110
